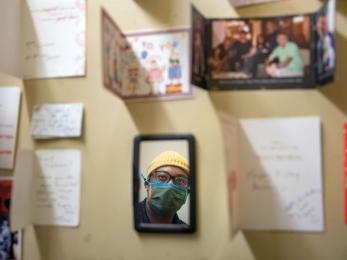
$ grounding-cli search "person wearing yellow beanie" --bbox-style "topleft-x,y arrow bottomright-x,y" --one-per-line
136,151 -> 190,225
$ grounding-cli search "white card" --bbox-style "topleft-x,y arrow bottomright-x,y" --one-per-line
0,87 -> 21,169
33,150 -> 81,227
31,103 -> 83,139
11,150 -> 81,228
220,115 -> 324,232
0,0 -> 86,79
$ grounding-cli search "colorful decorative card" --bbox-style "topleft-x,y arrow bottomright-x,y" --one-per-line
101,9 -> 192,101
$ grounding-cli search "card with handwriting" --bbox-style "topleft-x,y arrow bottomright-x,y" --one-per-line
0,87 -> 21,170
31,103 -> 83,139
101,9 -> 192,101
0,0 -> 86,79
11,150 -> 81,228
220,115 -> 323,234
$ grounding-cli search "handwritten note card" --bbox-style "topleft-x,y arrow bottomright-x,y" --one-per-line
0,87 -> 21,169
34,150 -> 81,226
0,0 -> 86,79
11,150 -> 81,228
22,0 -> 86,79
239,117 -> 323,231
220,115 -> 323,232
31,103 -> 83,139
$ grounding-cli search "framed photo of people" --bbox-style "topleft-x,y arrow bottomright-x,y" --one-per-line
132,134 -> 196,233
191,0 -> 336,90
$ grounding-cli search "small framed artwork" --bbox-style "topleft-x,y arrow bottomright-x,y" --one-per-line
133,134 -> 196,233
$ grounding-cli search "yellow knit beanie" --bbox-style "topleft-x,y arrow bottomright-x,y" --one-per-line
146,151 -> 189,177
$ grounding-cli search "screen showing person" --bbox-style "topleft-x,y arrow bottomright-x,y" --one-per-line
133,135 -> 196,233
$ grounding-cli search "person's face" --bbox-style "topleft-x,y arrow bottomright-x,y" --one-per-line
258,35 -> 264,44
266,21 -> 275,33
277,34 -> 288,47
317,16 -> 329,34
240,32 -> 247,42
224,38 -> 232,48
214,47 -> 221,58
146,166 -> 189,192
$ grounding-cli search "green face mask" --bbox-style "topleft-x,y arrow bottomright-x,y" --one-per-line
148,183 -> 188,216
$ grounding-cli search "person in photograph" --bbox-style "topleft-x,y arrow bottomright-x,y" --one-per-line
193,19 -> 205,75
234,30 -> 254,75
266,32 -> 304,78
253,34 -> 271,77
213,47 -> 223,73
278,18 -> 292,40
316,12 -> 335,74
264,20 -> 279,53
136,151 -> 190,224
216,36 -> 237,71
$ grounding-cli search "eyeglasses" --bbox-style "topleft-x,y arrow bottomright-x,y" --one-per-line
149,170 -> 189,188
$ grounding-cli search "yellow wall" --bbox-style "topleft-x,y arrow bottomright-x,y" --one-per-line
1,0 -> 347,259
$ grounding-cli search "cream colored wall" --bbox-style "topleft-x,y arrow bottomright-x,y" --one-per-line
0,0 -> 347,259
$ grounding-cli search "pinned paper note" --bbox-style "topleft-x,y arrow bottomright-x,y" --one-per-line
0,0 -> 86,79
0,87 -> 21,169
220,115 -> 323,232
31,103 -> 83,139
34,150 -> 81,226
11,150 -> 81,229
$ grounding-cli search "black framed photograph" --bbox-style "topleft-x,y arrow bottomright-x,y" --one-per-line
191,0 -> 336,90
133,134 -> 196,233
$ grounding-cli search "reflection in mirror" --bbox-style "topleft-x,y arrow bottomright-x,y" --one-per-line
133,134 -> 196,233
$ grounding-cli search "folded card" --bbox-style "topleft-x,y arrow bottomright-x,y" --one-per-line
220,114 -> 323,234
101,9 -> 192,101
11,150 -> 81,230
0,0 -> 86,79
192,0 -> 335,90
0,87 -> 21,170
